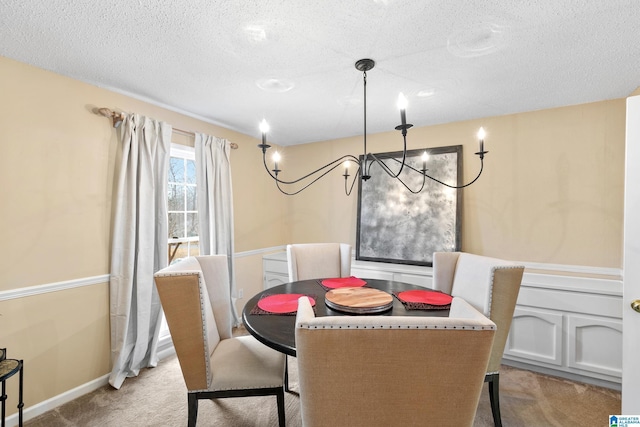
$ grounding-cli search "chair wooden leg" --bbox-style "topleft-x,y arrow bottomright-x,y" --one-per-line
277,388 -> 286,427
486,373 -> 502,427
187,393 -> 198,427
284,356 -> 290,392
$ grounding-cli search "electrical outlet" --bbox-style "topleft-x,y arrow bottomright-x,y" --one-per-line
238,288 -> 244,299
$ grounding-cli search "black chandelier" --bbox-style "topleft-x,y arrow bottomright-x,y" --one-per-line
257,58 -> 488,196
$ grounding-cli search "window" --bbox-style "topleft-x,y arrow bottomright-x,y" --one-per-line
167,144 -> 199,263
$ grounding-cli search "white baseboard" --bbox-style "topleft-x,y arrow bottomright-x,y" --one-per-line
502,359 -> 622,391
4,373 -> 110,427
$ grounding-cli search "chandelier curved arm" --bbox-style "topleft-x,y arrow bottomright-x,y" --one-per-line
386,155 -> 486,189
366,156 -> 428,194
275,178 -> 314,196
274,161 -> 357,195
393,171 -> 427,194
424,158 -> 484,189
363,131 -> 408,180
366,152 -> 404,179
344,164 -> 361,196
267,155 -> 361,195
261,150 -> 360,185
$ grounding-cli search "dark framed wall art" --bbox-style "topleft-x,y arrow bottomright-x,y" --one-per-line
356,145 -> 462,266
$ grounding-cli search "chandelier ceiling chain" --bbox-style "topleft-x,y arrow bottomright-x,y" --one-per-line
257,58 -> 488,196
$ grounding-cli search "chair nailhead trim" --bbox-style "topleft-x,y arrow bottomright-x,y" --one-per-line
298,324 -> 495,330
198,274 -> 214,387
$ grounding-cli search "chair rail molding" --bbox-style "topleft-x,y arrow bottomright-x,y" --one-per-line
0,274 -> 111,301
0,246 -> 288,302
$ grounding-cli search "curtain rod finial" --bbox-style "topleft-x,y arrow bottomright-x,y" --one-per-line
95,107 -> 123,128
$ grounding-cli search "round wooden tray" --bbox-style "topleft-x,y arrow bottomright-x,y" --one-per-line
325,287 -> 393,314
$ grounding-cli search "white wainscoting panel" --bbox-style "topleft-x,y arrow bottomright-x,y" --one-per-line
567,314 -> 622,378
505,307 -> 564,366
262,251 -> 289,289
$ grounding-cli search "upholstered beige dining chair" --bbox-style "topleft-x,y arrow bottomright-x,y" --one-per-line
295,296 -> 496,427
433,251 -> 525,427
286,243 -> 352,282
154,256 -> 286,427
285,242 -> 352,391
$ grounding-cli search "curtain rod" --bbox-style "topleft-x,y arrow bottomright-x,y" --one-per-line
95,107 -> 238,149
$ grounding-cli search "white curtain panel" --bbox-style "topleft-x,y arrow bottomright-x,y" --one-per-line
195,133 -> 239,325
109,114 -> 171,389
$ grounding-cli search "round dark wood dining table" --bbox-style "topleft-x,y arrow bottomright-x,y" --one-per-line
242,278 -> 450,357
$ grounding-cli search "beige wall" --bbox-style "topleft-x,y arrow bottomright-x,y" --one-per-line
0,52 -> 629,416
0,55 -> 287,290
281,100 -> 626,268
0,55 -> 286,416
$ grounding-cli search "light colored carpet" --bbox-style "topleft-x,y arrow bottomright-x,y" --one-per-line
25,348 -> 620,426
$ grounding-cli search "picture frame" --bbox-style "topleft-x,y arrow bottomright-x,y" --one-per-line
356,145 -> 462,266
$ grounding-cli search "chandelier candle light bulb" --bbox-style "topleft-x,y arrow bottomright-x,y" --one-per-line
259,119 -> 269,145
421,151 -> 429,171
272,151 -> 281,172
477,127 -> 486,153
398,93 -> 408,126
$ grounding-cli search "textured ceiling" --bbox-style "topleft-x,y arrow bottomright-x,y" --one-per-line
1,0 -> 639,146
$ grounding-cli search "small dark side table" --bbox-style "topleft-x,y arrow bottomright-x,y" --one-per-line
0,348 -> 23,427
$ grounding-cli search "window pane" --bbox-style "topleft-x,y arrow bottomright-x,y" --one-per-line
168,184 -> 185,211
186,185 -> 197,211
186,159 -> 196,184
168,213 -> 185,238
187,213 -> 199,237
168,146 -> 199,261
169,157 -> 185,183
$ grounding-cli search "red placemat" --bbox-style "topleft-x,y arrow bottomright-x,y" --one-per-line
397,290 -> 452,305
393,290 -> 452,310
254,294 -> 316,314
321,276 -> 367,289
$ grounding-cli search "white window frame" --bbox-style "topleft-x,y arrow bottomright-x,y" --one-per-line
161,143 -> 199,341
167,143 -> 199,263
